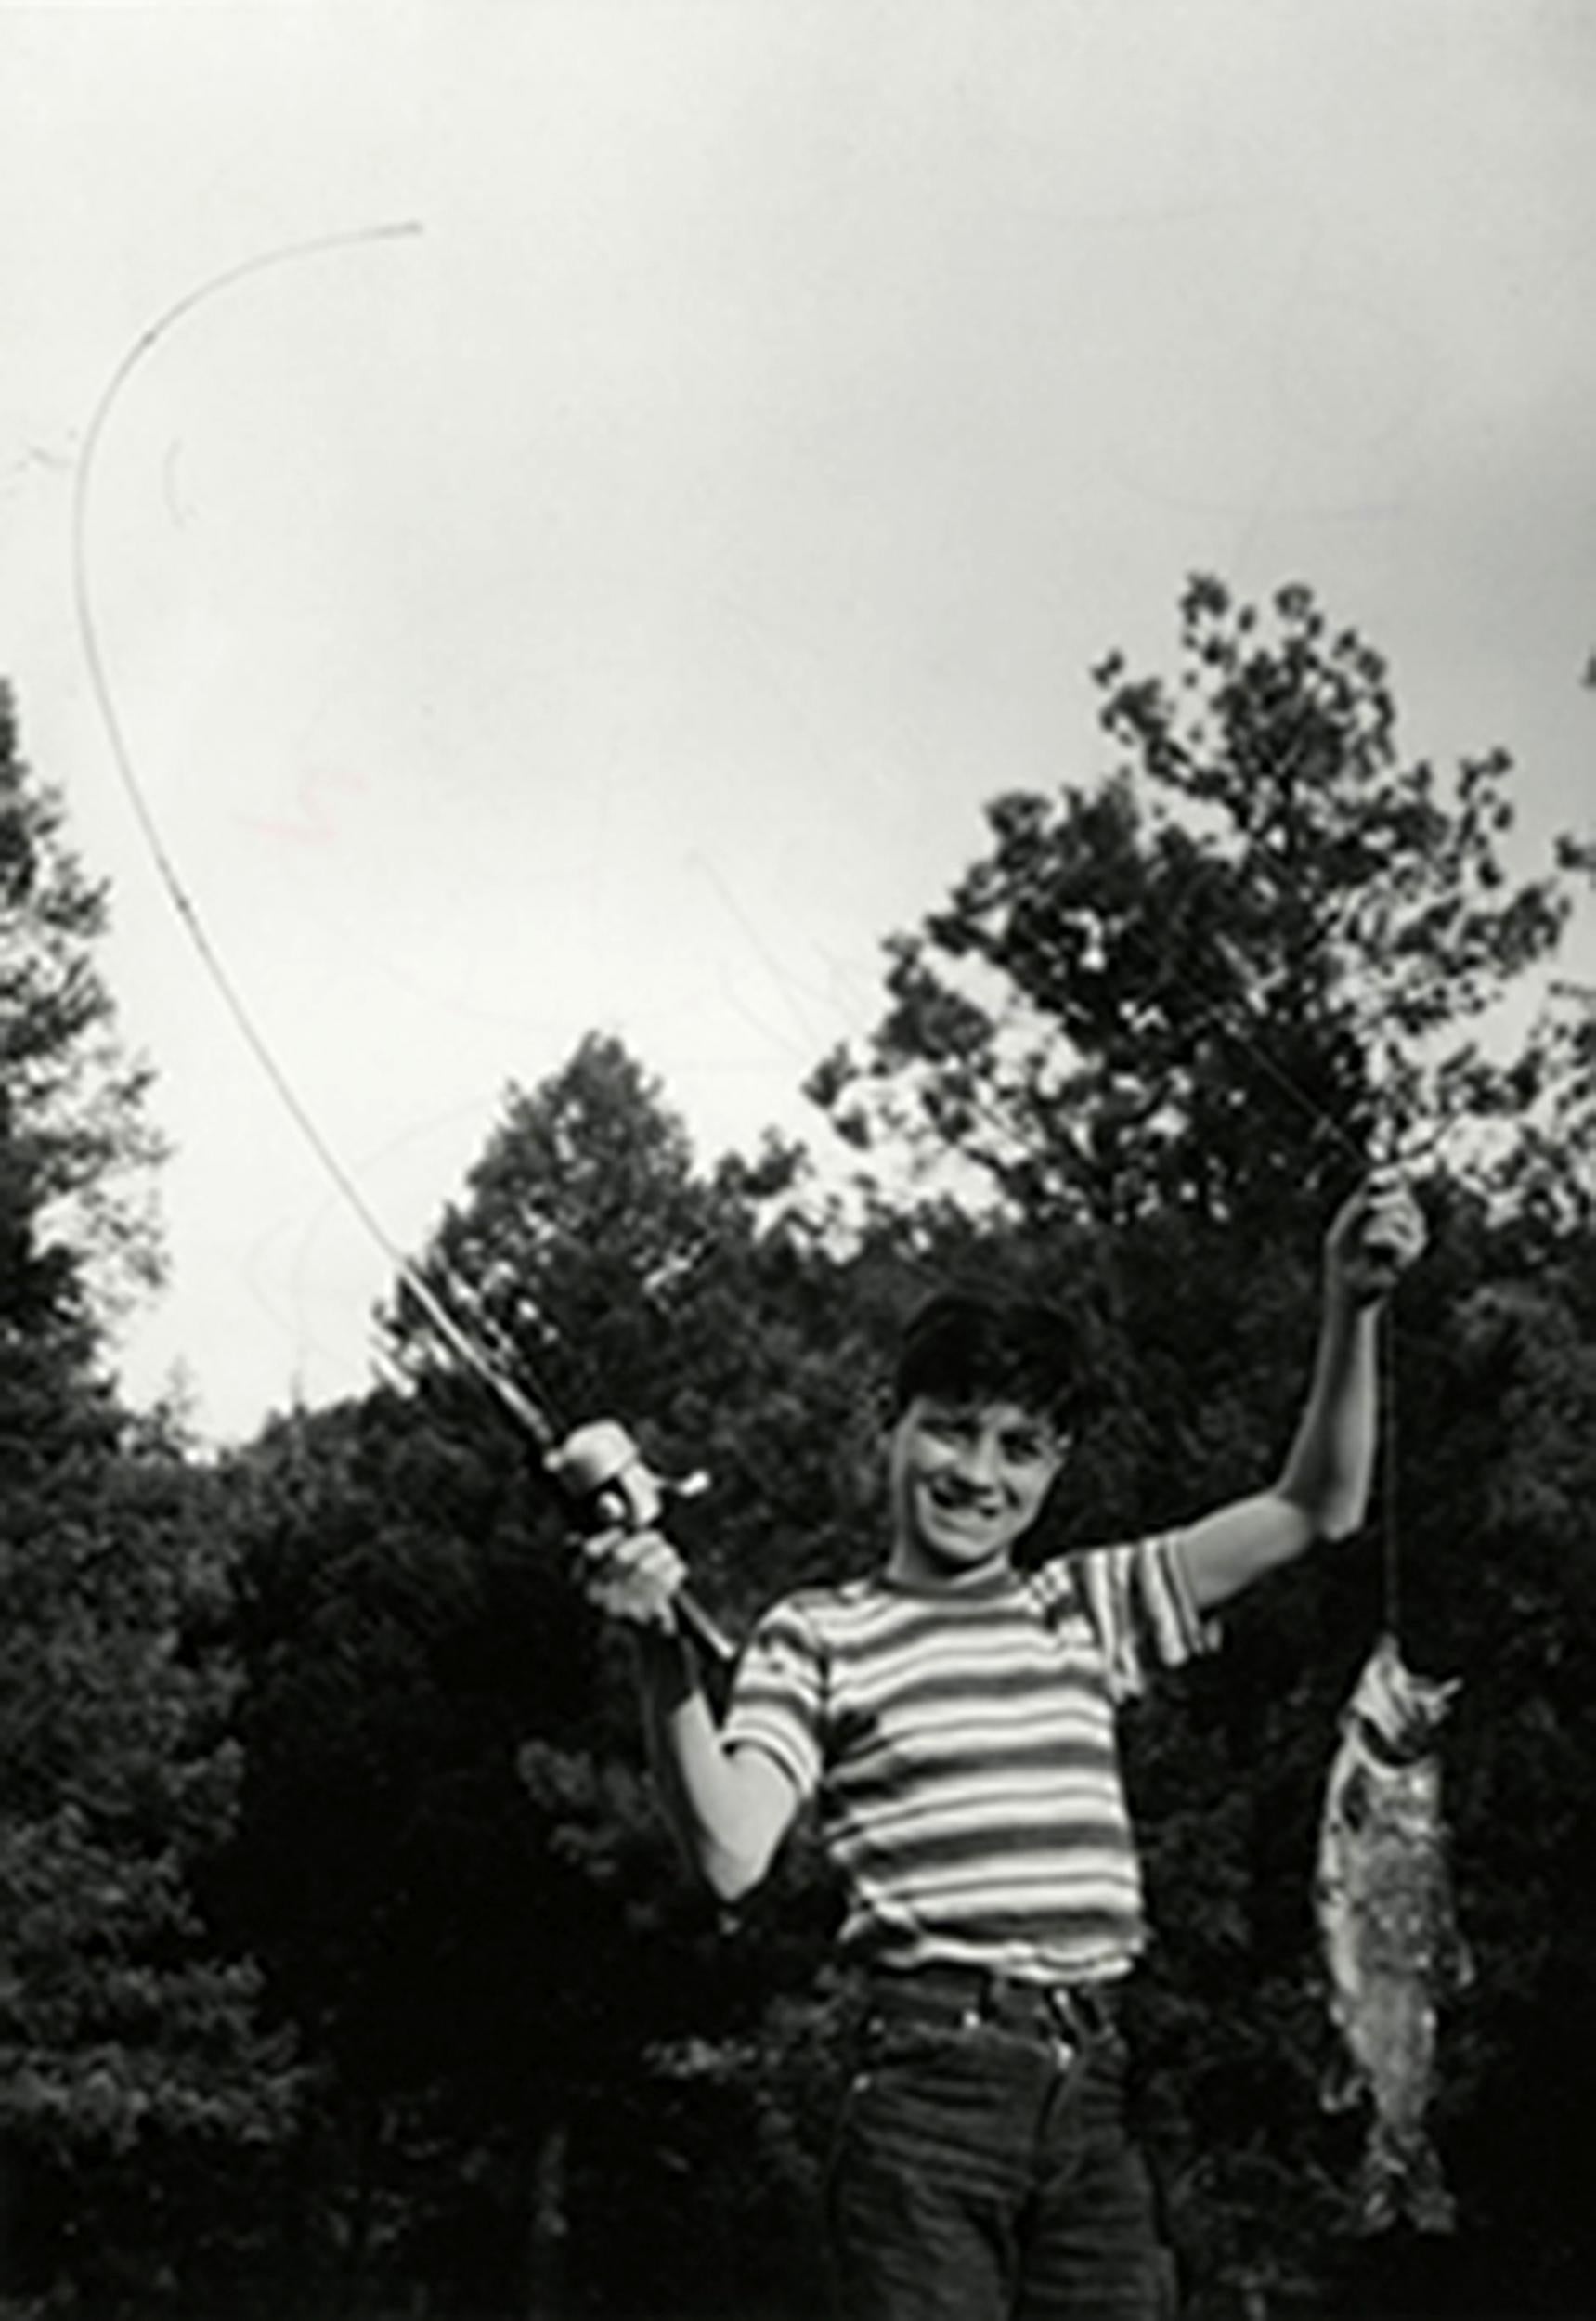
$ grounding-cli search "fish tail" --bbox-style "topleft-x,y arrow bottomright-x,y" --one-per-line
1358,2121 -> 1457,2236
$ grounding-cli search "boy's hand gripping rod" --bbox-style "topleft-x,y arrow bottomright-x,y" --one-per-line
543,1415 -> 736,1666
414,1288 -> 736,1669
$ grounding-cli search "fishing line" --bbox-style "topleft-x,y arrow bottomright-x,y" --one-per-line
1378,1309 -> 1403,1638
1123,824 -> 1421,1611
971,706 -> 1421,1627
876,843 -> 1415,1633
1123,827 -> 1419,1640
70,221 -> 559,1453
1144,917 -> 1370,1167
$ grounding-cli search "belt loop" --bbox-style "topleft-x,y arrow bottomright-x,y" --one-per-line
1045,1983 -> 1096,2043
863,1965 -> 1117,2046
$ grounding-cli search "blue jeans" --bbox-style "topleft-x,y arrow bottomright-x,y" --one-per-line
825,1986 -> 1174,2320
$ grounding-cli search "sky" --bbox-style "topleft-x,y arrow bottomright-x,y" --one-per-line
2,0 -> 1592,1445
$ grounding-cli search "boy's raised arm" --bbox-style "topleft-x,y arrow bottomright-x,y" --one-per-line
1177,1169 -> 1426,1614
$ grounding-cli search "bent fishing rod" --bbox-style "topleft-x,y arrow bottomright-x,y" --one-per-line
71,222 -> 734,1666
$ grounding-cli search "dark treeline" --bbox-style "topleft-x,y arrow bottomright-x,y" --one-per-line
1,581 -> 1593,2319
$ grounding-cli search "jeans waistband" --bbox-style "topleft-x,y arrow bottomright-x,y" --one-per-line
866,1964 -> 1122,2044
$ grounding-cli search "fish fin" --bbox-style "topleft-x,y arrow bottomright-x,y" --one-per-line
1320,2049 -> 1364,2116
1448,1934 -> 1477,1995
1356,2165 -> 1398,2237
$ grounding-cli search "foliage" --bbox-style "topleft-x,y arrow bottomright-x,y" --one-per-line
805,577 -> 1596,2309
0,1448 -> 289,2146
810,577 -> 1592,1237
0,690 -> 291,2306
9,568 -> 1592,2314
0,682 -> 164,1328
196,584 -> 1596,2314
384,1033 -> 912,1624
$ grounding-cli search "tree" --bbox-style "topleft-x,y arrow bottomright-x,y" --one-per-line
226,1035 -> 1100,2315
0,685 -> 294,2303
0,682 -> 163,1334
811,577 -> 1592,1238
216,1387 -> 607,2313
805,580 -> 1596,2307
390,1032 -> 898,1622
0,1445 -> 300,2299
221,1041 -> 879,2314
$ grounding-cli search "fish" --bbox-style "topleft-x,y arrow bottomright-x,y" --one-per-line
1315,1631 -> 1472,2235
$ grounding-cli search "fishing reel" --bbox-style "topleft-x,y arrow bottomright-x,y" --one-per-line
545,1420 -> 732,1665
545,1418 -> 708,1531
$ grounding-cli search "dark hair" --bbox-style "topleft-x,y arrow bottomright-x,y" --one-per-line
892,1289 -> 1091,1430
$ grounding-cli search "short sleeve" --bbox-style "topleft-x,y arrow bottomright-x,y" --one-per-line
1064,1531 -> 1220,1705
720,1596 -> 827,1802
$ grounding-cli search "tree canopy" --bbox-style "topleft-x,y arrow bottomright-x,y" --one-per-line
0,688 -> 292,2305
811,577 -> 1593,1238
4,568 -> 1594,2317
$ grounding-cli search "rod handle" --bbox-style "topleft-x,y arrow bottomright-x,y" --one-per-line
546,1420 -> 736,1669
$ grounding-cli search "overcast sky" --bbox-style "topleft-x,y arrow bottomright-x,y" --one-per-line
2,1 -> 1592,1444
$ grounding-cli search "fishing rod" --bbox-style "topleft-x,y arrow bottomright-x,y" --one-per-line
71,223 -> 734,1667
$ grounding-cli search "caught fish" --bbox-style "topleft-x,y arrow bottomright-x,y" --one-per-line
1316,1631 -> 1472,2234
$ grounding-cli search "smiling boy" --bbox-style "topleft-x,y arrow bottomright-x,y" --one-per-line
580,1172 -> 1424,2319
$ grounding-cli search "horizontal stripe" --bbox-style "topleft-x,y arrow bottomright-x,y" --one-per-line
854,1929 -> 1139,1980
838,1841 -> 1139,1909
860,1880 -> 1143,1934
840,1889 -> 1143,1950
843,1705 -> 1113,1748
835,1805 -> 1135,1869
835,1838 -> 1136,1903
821,1714 -> 1113,1783
835,1762 -> 1130,1828
833,1652 -> 1107,1718
727,1722 -> 817,1798
720,1537 -> 1215,1974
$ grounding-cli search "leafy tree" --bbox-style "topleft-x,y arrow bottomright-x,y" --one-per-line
0,682 -> 163,1330
216,1387 -> 611,2313
0,686 -> 293,2302
805,580 -> 1596,2308
221,1042 -> 884,2313
0,1445 -> 300,2301
390,1032 -> 899,1623
811,576 -> 1591,1237
227,1034 -> 1149,2315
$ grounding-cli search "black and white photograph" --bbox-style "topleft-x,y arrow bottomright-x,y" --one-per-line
1,6 -> 1592,2317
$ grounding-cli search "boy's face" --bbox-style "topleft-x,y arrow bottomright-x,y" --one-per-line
887,1393 -> 1066,1582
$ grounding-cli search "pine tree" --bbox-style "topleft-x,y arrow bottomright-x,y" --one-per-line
0,685 -> 294,2300
805,582 -> 1596,2303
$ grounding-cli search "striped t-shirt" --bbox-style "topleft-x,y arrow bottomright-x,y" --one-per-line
720,1536 -> 1214,1985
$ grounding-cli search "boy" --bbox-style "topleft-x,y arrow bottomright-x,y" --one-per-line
580,1172 -> 1425,2319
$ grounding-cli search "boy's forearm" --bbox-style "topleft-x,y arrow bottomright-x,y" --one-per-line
632,1631 -> 776,1900
1278,1166 -> 1421,1538
1182,1276 -> 1388,1610
1180,1179 -> 1419,1611
635,1629 -> 728,1859
1277,1282 -> 1380,1540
